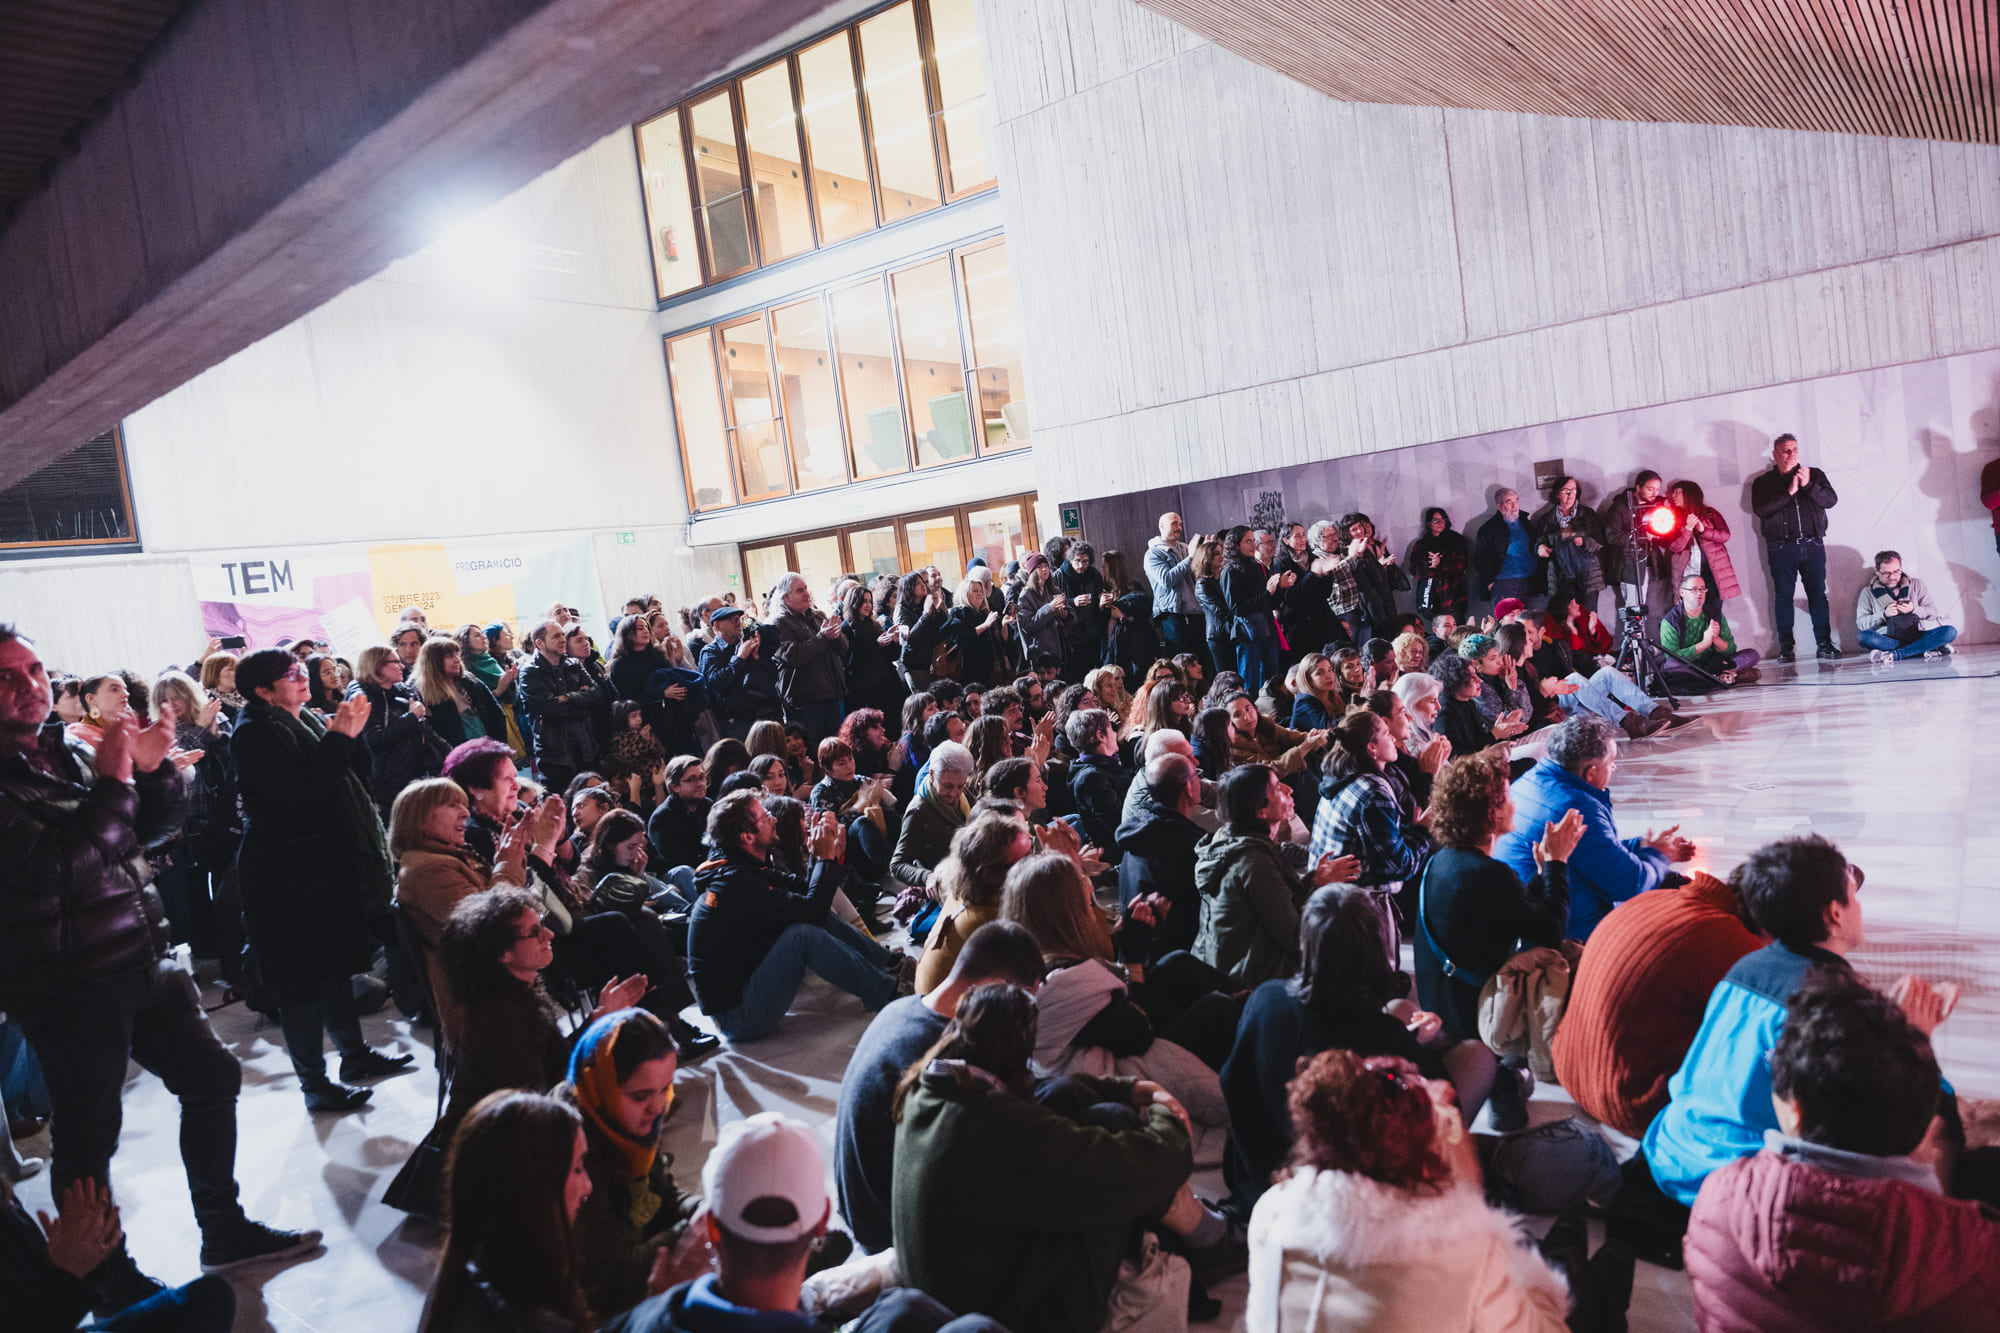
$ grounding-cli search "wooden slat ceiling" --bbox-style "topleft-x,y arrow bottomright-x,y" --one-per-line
0,0 -> 193,221
1135,0 -> 1998,144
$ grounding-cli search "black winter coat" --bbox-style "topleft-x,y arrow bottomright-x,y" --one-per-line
699,635 -> 782,729
1413,848 -> 1569,1041
231,703 -> 387,1006
1275,548 -> 1337,653
687,850 -> 839,1014
646,794 -> 710,873
1070,752 -> 1134,861
1405,527 -> 1472,617
520,653 -> 607,772
1749,465 -> 1839,542
1114,790 -> 1205,959
944,605 -> 1001,686
1220,553 -> 1275,641
772,607 -> 847,707
1104,587 -> 1158,681
1054,562 -> 1110,648
0,736 -> 186,1003
1472,511 -> 1540,596
423,676 -> 508,751
843,616 -> 908,714
349,679 -> 441,816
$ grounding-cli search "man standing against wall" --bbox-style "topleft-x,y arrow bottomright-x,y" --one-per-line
1145,512 -> 1209,677
1750,434 -> 1839,662
1475,488 -> 1540,612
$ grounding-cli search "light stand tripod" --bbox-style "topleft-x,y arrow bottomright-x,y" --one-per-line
1611,521 -> 1723,706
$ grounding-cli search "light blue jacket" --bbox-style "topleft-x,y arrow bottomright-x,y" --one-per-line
1642,942 -> 1845,1206
1492,758 -> 1669,939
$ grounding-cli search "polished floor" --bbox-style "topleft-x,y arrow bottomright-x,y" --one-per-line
10,644 -> 1999,1332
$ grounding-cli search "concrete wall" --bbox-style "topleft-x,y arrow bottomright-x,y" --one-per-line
1077,347 -> 2000,650
979,0 -> 2000,508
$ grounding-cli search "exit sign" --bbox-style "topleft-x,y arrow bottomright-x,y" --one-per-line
615,531 -> 636,545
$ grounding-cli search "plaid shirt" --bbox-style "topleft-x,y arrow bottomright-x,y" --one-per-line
1318,554 -> 1362,616
1308,771 -> 1429,887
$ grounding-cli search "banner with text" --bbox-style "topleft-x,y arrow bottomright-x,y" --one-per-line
193,536 -> 606,657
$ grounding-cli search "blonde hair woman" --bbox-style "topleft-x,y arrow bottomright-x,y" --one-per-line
412,634 -> 507,747
1291,651 -> 1346,733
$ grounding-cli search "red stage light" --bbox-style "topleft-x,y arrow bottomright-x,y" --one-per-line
1645,505 -> 1678,536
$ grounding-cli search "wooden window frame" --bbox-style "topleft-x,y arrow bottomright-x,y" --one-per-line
0,425 -> 143,554
952,235 -> 1022,453
737,56 -> 822,263
737,493 -> 1039,605
664,330 -> 739,515
715,312 -> 796,504
769,292 -> 855,493
917,0 -> 997,203
854,1 -> 947,229
887,252 -> 976,472
794,29 -> 883,250
689,84 -> 762,284
829,273 -> 915,483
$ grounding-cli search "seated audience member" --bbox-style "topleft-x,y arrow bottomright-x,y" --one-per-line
1529,607 -> 1672,738
1459,634 -> 1531,739
1392,669 -> 1445,753
1222,886 -> 1456,1210
1308,708 -> 1430,966
1188,705 -> 1234,780
1288,652 -> 1345,732
3,1175 -> 235,1333
892,984 -> 1193,1333
1412,753 -> 1583,1125
1246,1050 -> 1572,1333
913,812 -> 1031,995
701,738 -> 751,799
889,741 -> 974,897
1544,593 -> 1614,659
835,922 -> 1046,1254
747,753 -> 788,799
1660,575 -> 1760,687
1390,630 -> 1427,677
1428,652 -> 1522,763
1550,871 -> 1763,1138
603,701 -> 670,811
581,807 -> 700,922
1223,691 -> 1326,780
387,888 -> 651,1219
610,1113 -> 998,1333
1492,716 -> 1695,940
558,1011 -> 705,1318
1857,548 -> 1959,663
390,777 -> 536,987
1685,970 -> 2000,1331
1363,686 -> 1450,809
809,735 -> 897,892
1194,764 -> 1359,987
1642,835 -> 1963,1215
418,1090 -> 592,1333
1114,752 -> 1210,960
646,755 -> 710,875
1065,707 -> 1132,858
687,792 -> 901,1042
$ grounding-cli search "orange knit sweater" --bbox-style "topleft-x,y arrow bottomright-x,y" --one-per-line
1552,873 -> 1763,1137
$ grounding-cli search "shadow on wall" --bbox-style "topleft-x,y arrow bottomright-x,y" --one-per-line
1073,348 -> 2000,649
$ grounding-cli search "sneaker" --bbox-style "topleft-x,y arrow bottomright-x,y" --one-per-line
1816,643 -> 1841,660
200,1218 -> 325,1273
337,1048 -> 417,1082
1776,644 -> 1796,664
1735,667 -> 1761,684
86,1247 -> 167,1318
301,1078 -> 372,1113
1923,649 -> 1947,660
1870,649 -> 1894,665
885,953 -> 919,989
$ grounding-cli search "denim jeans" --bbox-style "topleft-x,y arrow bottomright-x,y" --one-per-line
713,922 -> 898,1041
1557,667 -> 1663,721
1154,613 -> 1211,679
95,1274 -> 235,1332
1767,539 -> 1832,647
850,1287 -> 1008,1333
277,978 -> 367,1083
786,699 -> 846,746
1859,625 -> 1957,660
9,960 -> 245,1236
1234,635 -> 1280,695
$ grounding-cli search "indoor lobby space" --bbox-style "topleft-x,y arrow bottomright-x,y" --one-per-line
5,1 -> 2000,1331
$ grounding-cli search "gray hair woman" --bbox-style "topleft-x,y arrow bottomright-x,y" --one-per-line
1392,670 -> 1445,751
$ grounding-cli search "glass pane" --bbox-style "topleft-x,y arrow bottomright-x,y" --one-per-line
793,534 -> 846,611
689,90 -> 756,277
743,544 -> 789,611
720,319 -> 789,502
959,243 -> 1026,451
927,0 -> 993,194
850,525 -> 902,580
770,299 -> 847,492
858,3 -> 940,223
904,513 -> 964,591
635,112 -> 702,299
797,35 -> 876,244
892,258 -> 973,468
966,501 -> 1028,574
829,278 -> 909,480
666,333 -> 734,511
740,62 -> 815,262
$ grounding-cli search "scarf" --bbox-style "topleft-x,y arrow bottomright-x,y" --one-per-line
463,650 -> 504,691
916,769 -> 969,831
248,701 -> 395,910
567,1010 -> 669,1228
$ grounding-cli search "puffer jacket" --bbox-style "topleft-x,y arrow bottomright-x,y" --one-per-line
0,736 -> 187,1002
1114,790 -> 1206,958
771,606 -> 847,706
519,652 -> 605,772
1010,577 -> 1066,662
1192,827 -> 1306,987
348,679 -> 441,814
1530,502 -> 1605,596
1686,1142 -> 2000,1332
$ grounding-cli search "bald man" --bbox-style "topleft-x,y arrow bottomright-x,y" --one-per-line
1145,511 -> 1210,676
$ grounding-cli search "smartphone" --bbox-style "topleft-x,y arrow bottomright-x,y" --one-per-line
218,635 -> 247,650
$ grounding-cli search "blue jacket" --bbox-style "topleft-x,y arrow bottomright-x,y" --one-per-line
1643,942 -> 1847,1206
1492,758 -> 1669,940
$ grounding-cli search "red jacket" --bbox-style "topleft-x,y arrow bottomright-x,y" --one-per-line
1687,1147 -> 2000,1332
1551,873 -> 1761,1137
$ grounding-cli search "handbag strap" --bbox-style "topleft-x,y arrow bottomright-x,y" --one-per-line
1416,856 -> 1492,991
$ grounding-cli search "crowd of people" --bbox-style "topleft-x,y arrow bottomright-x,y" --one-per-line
2,431 -> 1993,1333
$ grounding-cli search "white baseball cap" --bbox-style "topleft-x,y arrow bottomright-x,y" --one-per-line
700,1113 -> 828,1243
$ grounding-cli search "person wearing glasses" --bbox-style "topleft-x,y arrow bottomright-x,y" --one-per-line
231,649 -> 415,1116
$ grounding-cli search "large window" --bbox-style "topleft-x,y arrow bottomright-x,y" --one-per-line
739,494 -> 1037,611
632,0 -> 994,303
666,239 -> 1025,514
0,427 -> 140,553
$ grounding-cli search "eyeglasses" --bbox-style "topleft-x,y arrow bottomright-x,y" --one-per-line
282,665 -> 308,683
514,921 -> 553,942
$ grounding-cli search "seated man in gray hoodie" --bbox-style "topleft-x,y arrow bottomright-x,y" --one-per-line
1856,550 -> 1957,663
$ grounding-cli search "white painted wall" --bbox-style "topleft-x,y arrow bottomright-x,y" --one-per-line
978,0 -> 2000,505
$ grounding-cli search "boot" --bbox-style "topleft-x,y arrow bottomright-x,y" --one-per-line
1618,710 -> 1669,741
85,1245 -> 167,1319
300,1076 -> 372,1113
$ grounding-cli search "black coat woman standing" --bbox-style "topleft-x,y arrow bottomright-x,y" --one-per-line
231,649 -> 412,1112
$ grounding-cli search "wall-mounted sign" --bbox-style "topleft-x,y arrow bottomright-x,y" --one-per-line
1059,503 -> 1083,536
1533,459 -> 1568,493
616,531 -> 637,545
